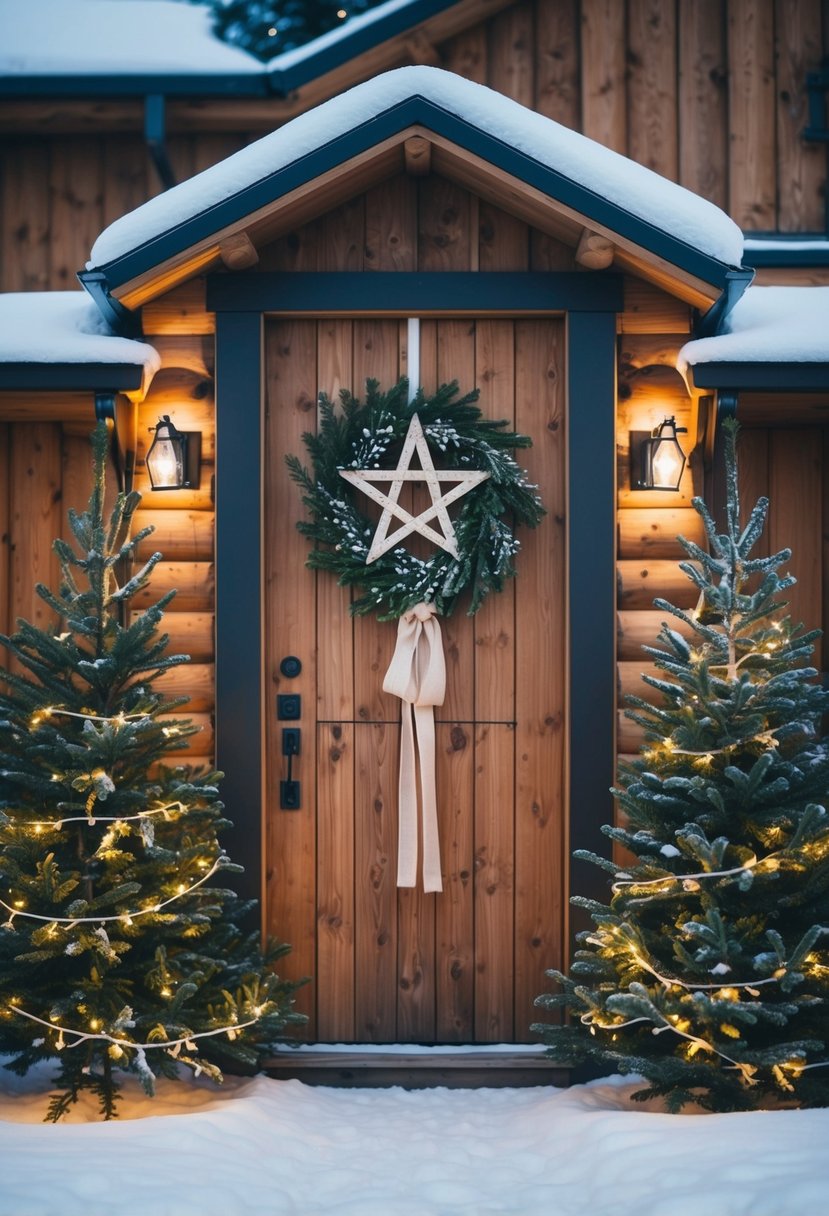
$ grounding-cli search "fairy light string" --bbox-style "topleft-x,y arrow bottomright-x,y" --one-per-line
7,1003 -> 265,1063
1,856 -> 225,929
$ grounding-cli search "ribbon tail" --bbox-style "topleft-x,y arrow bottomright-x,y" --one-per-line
397,703 -> 418,887
414,704 -> 442,893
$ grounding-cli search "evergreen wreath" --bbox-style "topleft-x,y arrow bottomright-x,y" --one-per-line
286,379 -> 545,621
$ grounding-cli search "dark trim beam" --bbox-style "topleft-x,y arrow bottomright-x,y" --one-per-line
690,363 -> 829,392
206,271 -> 625,315
214,311 -> 264,920
566,310 -> 618,940
0,363 -> 144,391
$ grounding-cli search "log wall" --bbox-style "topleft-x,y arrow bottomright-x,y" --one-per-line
0,343 -> 215,768
0,0 -> 826,298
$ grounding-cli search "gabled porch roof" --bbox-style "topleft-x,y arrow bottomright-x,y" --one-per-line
78,67 -> 749,327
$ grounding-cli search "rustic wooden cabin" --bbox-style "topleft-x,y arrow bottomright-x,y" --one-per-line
0,0 -> 828,1084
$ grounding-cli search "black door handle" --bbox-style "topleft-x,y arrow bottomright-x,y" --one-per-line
280,727 -> 301,810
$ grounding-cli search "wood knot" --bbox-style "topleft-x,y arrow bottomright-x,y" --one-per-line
449,725 -> 468,752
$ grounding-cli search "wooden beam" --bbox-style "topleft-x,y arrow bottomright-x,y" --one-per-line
404,135 -> 432,176
575,227 -> 615,269
404,29 -> 442,67
219,231 -> 259,271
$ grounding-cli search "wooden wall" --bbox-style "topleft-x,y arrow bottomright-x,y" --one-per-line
0,0 -> 826,299
0,354 -> 215,769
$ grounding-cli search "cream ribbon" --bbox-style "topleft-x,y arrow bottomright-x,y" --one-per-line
382,602 -> 445,893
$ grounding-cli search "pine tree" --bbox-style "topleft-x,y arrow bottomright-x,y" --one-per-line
534,419 -> 829,1111
205,0 -> 383,61
0,423 -> 302,1120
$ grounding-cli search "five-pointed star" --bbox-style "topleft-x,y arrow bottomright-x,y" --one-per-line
339,414 -> 490,564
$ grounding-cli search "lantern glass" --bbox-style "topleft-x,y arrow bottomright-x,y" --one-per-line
147,416 -> 186,490
641,417 -> 687,491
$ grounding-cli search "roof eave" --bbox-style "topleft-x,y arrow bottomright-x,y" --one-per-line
85,95 -> 739,313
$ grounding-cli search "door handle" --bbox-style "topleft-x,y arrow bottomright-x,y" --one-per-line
280,727 -> 301,810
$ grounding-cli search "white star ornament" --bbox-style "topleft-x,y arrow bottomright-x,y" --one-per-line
339,413 -> 490,564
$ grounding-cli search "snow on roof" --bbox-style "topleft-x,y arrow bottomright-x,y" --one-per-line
0,0 -> 427,80
0,293 -> 161,373
88,66 -> 745,271
0,0 -> 262,77
677,287 -> 829,372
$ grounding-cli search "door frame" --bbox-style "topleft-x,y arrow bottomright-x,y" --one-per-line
211,271 -> 621,945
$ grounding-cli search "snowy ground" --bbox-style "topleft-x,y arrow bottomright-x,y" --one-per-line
1,1064 -> 827,1216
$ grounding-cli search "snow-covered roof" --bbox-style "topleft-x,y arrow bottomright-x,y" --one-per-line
678,287 -> 829,373
0,0 -> 458,92
0,293 -> 161,374
0,0 -> 263,78
87,66 -> 744,276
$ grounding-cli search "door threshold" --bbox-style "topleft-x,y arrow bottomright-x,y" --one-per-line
264,1045 -> 569,1089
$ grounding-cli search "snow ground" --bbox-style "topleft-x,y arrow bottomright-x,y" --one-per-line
0,1060 -> 826,1215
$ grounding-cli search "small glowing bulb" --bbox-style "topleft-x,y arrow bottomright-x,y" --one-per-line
160,986 -> 172,998
121,916 -> 133,926
89,1018 -> 101,1031
176,884 -> 186,895
13,900 -> 24,909
267,25 -> 277,35
34,824 -> 44,835
51,775 -> 60,783
337,8 -> 347,17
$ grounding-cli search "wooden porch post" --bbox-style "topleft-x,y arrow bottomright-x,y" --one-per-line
214,310 -> 264,920
566,310 -> 617,942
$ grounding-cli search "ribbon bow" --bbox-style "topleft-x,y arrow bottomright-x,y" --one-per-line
383,602 -> 445,892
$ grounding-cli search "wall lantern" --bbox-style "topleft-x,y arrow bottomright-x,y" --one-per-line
633,416 -> 688,491
146,415 -> 201,491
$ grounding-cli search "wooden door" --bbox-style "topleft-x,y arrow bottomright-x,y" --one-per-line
264,314 -> 566,1043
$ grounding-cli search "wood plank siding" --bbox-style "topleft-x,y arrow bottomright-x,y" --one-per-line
0,0 -> 825,301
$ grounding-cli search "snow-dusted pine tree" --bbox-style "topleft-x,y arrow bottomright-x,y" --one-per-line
0,423 -> 302,1120
534,418 -> 829,1111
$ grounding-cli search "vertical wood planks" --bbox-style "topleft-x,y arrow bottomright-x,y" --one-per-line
355,721 -> 400,1038
265,319 -> 319,1033
513,320 -> 566,1040
768,429 -> 823,670
678,0 -> 728,208
1,143 -> 50,291
473,319 -> 516,1041
627,0 -> 678,179
316,319 -> 356,1041
351,319 -> 402,1039
727,0 -> 776,228
435,721 -> 475,1040
487,1 -> 535,110
774,0 -> 825,232
9,424 -> 62,641
533,0 -> 579,125
48,138 -> 104,289
580,0 -> 627,153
